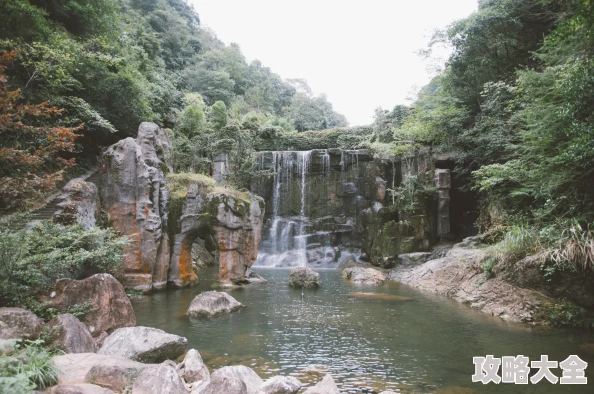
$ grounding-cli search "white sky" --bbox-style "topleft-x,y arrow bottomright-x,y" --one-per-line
189,0 -> 478,126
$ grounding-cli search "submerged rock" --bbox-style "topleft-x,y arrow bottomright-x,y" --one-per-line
98,326 -> 187,363
349,292 -> 413,302
245,269 -> 267,283
49,313 -> 96,353
48,273 -> 136,337
177,349 -> 210,384
342,267 -> 387,285
132,363 -> 188,394
302,374 -> 340,394
259,375 -> 301,394
187,291 -> 244,318
288,267 -> 320,289
0,307 -> 43,340
210,365 -> 264,394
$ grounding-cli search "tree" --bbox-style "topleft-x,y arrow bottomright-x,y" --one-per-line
208,100 -> 228,131
0,51 -> 78,210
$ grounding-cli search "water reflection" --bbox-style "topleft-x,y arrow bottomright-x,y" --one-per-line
132,268 -> 594,393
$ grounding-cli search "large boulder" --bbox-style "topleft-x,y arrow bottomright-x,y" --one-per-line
131,363 -> 188,394
259,376 -> 301,394
288,267 -> 320,289
342,267 -> 387,285
52,353 -> 147,386
211,365 -> 264,394
187,291 -> 244,318
49,384 -> 114,394
49,314 -> 96,353
53,178 -> 100,230
177,349 -> 210,384
0,307 -> 43,340
100,122 -> 171,291
197,376 -> 247,394
98,326 -> 187,363
49,273 -> 136,337
302,374 -> 340,394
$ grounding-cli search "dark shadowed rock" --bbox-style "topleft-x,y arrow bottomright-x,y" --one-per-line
53,178 -> 100,230
211,365 -> 264,394
98,326 -> 187,363
0,307 -> 43,340
187,291 -> 244,318
197,376 -> 247,394
49,384 -> 114,394
302,374 -> 340,394
288,267 -> 320,289
131,363 -> 188,394
49,274 -> 136,337
259,375 -> 302,394
49,314 -> 96,353
177,349 -> 210,384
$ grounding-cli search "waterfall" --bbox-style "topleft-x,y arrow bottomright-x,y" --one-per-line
254,149 -> 363,268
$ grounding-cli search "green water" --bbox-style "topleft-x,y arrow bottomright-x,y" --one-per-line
131,268 -> 594,393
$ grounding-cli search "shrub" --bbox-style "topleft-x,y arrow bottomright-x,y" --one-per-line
481,226 -> 539,277
0,215 -> 127,307
0,340 -> 61,393
544,222 -> 594,272
166,173 -> 216,200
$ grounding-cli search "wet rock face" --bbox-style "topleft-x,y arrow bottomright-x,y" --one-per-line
288,267 -> 320,289
0,307 -> 43,340
53,178 -> 100,230
187,291 -> 244,318
49,274 -> 136,337
100,122 -> 171,292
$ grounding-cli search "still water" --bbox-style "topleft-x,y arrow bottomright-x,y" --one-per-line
131,268 -> 594,393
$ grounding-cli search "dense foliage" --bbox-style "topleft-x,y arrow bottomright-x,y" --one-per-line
0,215 -> 127,308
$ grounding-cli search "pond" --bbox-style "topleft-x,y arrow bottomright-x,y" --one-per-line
131,268 -> 594,393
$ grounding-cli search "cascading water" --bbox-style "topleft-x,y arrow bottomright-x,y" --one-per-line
254,149 -> 367,268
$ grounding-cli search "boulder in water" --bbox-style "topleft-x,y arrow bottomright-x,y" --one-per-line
98,326 -> 187,363
210,365 -> 263,394
260,375 -> 302,394
245,269 -> 267,283
187,291 -> 244,318
302,374 -> 340,394
342,267 -> 387,285
288,267 -> 320,289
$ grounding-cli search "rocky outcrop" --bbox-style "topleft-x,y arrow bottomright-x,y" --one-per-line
434,168 -> 451,237
288,267 -> 320,289
259,376 -> 302,394
211,365 -> 264,394
177,349 -> 210,384
131,363 -> 188,394
100,122 -> 172,291
0,307 -> 43,340
49,314 -> 96,353
388,246 -> 558,324
302,374 -> 340,394
98,326 -> 187,363
49,274 -> 136,337
53,178 -> 100,230
187,291 -> 244,318
342,267 -> 387,285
